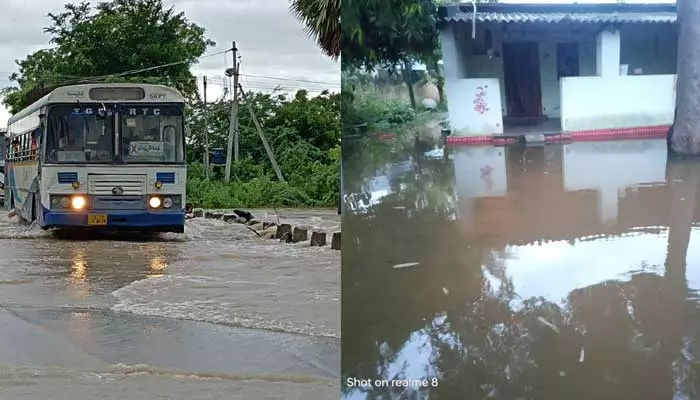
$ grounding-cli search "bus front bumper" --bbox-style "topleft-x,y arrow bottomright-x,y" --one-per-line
41,209 -> 186,233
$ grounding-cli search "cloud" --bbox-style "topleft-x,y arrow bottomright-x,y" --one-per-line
0,0 -> 340,126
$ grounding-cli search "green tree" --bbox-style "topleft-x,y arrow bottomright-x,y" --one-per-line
185,90 -> 340,208
341,0 -> 441,108
341,0 -> 439,69
290,0 -> 340,59
2,0 -> 215,113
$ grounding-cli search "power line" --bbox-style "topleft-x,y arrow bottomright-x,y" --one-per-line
70,48 -> 233,84
238,73 -> 340,86
1,48 -> 233,87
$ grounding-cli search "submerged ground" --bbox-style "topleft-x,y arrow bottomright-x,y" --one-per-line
0,209 -> 340,399
342,136 -> 700,399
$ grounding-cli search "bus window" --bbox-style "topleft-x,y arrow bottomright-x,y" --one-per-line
10,138 -> 19,160
163,125 -> 176,161
120,105 -> 184,163
46,108 -> 107,163
21,134 -> 27,159
0,132 -> 7,163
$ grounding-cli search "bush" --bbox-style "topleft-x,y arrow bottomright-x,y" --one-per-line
185,144 -> 340,209
341,70 -> 436,135
185,90 -> 340,209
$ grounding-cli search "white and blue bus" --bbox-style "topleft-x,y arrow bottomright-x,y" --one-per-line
5,83 -> 187,233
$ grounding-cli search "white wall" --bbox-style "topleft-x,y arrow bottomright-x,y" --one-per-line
445,78 -> 504,135
596,29 -> 621,76
563,139 -> 667,223
560,74 -> 675,131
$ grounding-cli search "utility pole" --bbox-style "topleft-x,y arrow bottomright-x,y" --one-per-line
224,41 -> 239,183
233,66 -> 240,164
239,83 -> 285,183
203,76 -> 209,180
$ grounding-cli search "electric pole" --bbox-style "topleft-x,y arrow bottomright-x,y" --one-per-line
233,67 -> 240,164
239,83 -> 285,183
224,41 -> 239,183
203,75 -> 209,180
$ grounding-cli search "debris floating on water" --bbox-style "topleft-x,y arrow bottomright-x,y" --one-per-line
579,346 -> 585,363
393,262 -> 420,269
442,287 -> 449,295
537,316 -> 560,333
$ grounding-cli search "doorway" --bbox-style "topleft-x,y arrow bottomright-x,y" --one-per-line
502,42 -> 543,118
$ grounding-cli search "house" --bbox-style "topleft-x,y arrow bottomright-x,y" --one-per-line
437,2 -> 677,138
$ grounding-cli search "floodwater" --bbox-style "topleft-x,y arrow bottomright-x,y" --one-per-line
342,136 -> 700,399
0,208 -> 339,399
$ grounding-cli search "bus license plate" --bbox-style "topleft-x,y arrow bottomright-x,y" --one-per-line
87,214 -> 108,225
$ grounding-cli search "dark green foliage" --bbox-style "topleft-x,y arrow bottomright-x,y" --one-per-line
290,0 -> 341,59
342,0 -> 439,69
185,90 -> 340,208
2,0 -> 214,113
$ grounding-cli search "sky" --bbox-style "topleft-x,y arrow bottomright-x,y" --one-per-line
0,0 -> 341,127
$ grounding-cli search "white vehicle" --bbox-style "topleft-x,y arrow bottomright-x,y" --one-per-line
5,83 -> 187,233
0,128 -> 6,200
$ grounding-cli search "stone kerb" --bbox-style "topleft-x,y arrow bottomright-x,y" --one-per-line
190,208 -> 341,250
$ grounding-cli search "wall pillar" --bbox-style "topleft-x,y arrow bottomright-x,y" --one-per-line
596,28 -> 621,76
440,25 -> 466,79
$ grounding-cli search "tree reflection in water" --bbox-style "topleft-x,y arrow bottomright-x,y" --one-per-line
342,140 -> 700,400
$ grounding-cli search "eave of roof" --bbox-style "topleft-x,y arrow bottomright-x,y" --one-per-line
439,3 -> 677,25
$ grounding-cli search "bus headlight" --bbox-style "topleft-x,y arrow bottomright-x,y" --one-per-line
149,196 -> 162,208
59,197 -> 70,208
71,195 -> 86,210
163,197 -> 173,208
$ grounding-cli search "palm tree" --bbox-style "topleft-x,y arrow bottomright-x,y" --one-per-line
289,0 -> 340,59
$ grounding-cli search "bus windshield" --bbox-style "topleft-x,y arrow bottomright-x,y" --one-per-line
119,105 -> 185,164
45,105 -> 115,163
44,104 -> 185,164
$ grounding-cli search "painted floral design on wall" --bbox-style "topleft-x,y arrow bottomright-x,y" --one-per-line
473,85 -> 490,115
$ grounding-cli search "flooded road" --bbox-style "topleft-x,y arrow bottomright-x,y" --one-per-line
0,209 -> 339,399
342,137 -> 700,399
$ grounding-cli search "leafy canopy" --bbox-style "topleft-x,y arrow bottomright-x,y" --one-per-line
2,0 -> 215,114
185,90 -> 341,208
341,0 -> 439,69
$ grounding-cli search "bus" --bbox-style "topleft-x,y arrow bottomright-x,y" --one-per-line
5,83 -> 187,233
0,128 -> 6,201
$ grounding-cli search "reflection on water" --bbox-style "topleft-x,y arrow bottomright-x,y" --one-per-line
342,138 -> 700,399
70,248 -> 89,284
148,255 -> 168,278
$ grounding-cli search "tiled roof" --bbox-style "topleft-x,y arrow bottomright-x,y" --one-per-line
439,3 -> 677,25
443,11 -> 677,24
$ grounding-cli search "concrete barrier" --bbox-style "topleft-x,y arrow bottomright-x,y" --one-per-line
292,226 -> 308,243
310,231 -> 327,247
189,209 -> 340,250
276,223 -> 293,243
331,232 -> 341,250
